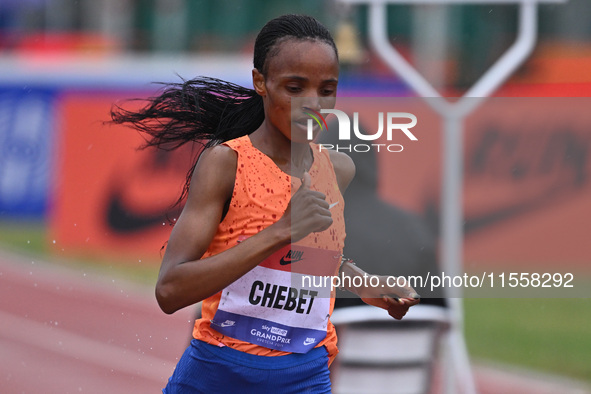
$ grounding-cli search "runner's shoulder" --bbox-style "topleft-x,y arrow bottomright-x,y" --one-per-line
327,150 -> 355,193
199,143 -> 237,168
188,143 -> 237,200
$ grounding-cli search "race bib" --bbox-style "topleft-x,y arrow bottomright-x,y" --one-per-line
211,243 -> 340,353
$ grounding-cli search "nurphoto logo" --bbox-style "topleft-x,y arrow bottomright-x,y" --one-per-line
306,109 -> 418,153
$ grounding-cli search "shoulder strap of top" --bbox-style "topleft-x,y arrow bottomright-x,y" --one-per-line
223,135 -> 251,152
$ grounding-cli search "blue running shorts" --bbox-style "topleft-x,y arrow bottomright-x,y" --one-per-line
163,339 -> 332,393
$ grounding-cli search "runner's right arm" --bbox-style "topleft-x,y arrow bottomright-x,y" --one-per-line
155,145 -> 332,314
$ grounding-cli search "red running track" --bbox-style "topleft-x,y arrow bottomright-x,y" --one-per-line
1,250 -> 589,394
0,251 -> 195,393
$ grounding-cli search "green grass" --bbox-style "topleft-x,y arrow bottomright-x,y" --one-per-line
0,219 -> 47,254
1,220 -> 590,383
464,297 -> 591,383
0,219 -> 159,286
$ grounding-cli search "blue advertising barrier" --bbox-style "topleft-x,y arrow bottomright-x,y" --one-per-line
0,87 -> 57,217
0,53 -> 408,220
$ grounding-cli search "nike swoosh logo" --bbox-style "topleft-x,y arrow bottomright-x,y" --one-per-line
106,190 -> 182,234
103,143 -> 201,234
279,256 -> 304,265
425,182 -> 577,235
448,126 -> 588,234
465,184 -> 566,233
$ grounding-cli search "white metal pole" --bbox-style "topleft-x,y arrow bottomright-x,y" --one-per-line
441,112 -> 478,393
336,1 -> 567,393
457,1 -> 538,115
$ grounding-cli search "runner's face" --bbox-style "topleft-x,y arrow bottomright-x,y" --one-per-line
254,39 -> 339,143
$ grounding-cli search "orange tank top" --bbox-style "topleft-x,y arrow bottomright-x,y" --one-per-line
192,135 -> 346,365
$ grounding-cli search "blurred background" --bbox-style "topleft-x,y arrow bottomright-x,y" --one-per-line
0,0 -> 590,393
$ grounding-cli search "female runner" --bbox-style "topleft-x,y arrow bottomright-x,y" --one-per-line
112,14 -> 419,393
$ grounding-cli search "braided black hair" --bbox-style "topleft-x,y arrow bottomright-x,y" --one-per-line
254,14 -> 338,77
110,76 -> 265,150
110,14 -> 337,205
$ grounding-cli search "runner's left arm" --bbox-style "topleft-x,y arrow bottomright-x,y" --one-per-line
328,150 -> 420,320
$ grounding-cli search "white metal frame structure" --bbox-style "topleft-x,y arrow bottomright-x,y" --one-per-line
334,0 -> 568,393
331,305 -> 451,394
